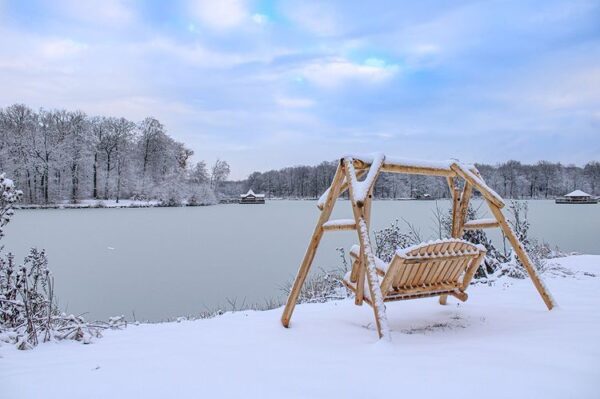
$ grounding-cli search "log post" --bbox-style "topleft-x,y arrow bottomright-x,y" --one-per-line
344,158 -> 390,340
281,163 -> 345,327
486,201 -> 556,310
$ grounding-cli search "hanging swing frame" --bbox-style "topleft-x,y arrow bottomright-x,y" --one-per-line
280,154 -> 556,340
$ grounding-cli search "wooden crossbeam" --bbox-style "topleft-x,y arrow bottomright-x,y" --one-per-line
322,219 -> 357,231
463,218 -> 500,230
352,158 -> 457,177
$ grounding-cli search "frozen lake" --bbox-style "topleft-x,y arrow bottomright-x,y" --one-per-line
4,200 -> 599,321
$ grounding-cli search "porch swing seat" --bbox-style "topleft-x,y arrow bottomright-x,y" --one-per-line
342,239 -> 487,305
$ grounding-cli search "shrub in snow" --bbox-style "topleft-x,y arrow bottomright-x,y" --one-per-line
0,174 -> 125,350
283,249 -> 350,304
0,173 -> 22,239
374,219 -> 421,263
494,200 -> 557,279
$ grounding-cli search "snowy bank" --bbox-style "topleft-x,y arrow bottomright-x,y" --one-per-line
2,255 -> 599,399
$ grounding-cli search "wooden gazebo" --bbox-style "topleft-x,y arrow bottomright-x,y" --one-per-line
281,154 -> 556,340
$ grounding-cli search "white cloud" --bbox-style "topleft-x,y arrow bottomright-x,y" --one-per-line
275,97 -> 315,109
41,39 -> 88,59
281,2 -> 339,36
56,0 -> 134,26
252,13 -> 268,25
299,58 -> 399,88
189,0 -> 248,31
145,37 -> 245,68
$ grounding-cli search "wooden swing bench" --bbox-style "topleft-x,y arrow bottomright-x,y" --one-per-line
343,239 -> 486,306
281,154 -> 556,341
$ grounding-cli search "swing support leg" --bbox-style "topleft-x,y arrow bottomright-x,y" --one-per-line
281,164 -> 345,328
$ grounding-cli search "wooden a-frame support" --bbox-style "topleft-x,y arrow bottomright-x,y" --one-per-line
281,155 -> 557,340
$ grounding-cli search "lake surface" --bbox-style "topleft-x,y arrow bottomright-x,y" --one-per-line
3,200 -> 599,321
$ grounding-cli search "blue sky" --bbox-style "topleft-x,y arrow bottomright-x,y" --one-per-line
0,0 -> 599,178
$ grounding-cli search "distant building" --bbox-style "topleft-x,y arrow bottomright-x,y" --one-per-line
555,190 -> 598,204
240,189 -> 266,204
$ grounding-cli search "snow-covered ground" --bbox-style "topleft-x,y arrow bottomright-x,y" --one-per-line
2,255 -> 599,399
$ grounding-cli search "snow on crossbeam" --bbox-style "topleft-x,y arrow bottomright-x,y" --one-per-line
322,219 -> 356,231
463,218 -> 500,230
344,153 -> 474,176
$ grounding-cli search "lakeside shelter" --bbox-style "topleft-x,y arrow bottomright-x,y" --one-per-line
240,189 -> 265,204
556,190 -> 598,204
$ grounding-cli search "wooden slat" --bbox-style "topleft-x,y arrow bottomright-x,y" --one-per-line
461,251 -> 486,290
379,258 -> 400,297
402,253 -> 480,263
420,241 -> 445,285
390,282 -> 459,296
392,256 -> 411,289
448,257 -> 470,282
429,241 -> 453,284
409,261 -> 427,287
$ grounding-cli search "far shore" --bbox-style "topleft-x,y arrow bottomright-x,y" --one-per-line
14,196 -> 591,210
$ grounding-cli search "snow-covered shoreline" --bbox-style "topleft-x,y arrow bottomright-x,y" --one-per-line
2,255 -> 599,399
13,198 -> 222,210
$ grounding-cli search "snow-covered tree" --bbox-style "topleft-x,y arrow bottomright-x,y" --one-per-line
210,159 -> 230,191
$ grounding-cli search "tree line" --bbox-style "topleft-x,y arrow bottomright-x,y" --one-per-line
0,104 -> 231,205
231,159 -> 600,200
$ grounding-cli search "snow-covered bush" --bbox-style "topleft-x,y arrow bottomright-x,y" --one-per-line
151,175 -> 217,207
374,219 -> 421,262
153,183 -> 185,207
0,173 -> 22,239
283,248 -> 350,304
0,174 -> 125,349
494,200 -> 557,278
